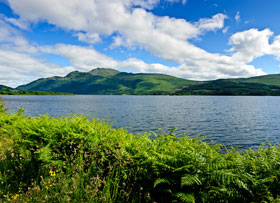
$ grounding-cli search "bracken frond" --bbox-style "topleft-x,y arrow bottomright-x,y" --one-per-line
181,174 -> 202,187
175,192 -> 195,203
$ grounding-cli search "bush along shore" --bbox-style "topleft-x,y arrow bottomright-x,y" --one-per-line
1,101 -> 280,202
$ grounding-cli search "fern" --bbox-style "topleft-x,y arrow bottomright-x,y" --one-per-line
181,174 -> 202,187
211,170 -> 239,185
154,178 -> 171,188
175,192 -> 195,203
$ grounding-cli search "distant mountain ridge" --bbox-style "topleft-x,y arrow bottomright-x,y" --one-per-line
0,85 -> 13,91
4,68 -> 280,95
17,68 -> 196,95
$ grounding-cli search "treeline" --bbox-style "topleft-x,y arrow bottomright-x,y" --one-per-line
0,90 -> 73,95
144,81 -> 280,96
1,101 -> 280,202
174,80 -> 280,96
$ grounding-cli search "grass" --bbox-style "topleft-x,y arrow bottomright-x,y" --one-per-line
1,99 -> 280,202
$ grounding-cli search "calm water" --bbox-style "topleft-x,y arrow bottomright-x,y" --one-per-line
2,95 -> 280,150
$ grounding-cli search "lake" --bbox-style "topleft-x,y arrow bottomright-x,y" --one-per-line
2,95 -> 280,150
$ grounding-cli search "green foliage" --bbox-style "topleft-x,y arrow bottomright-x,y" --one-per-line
1,103 -> 280,202
175,192 -> 195,203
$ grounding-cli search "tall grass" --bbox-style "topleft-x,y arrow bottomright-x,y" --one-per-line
1,99 -> 280,202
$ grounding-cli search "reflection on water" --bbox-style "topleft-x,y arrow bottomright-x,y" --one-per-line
2,95 -> 280,150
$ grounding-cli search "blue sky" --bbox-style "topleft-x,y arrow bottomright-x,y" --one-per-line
1,0 -> 280,87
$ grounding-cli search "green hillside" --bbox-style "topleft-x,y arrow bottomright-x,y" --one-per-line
0,85 -> 13,91
175,79 -> 280,96
0,85 -> 72,95
17,68 -> 196,95
16,69 -> 280,95
232,74 -> 280,86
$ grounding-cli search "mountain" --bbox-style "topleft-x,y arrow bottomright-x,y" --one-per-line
16,69 -> 280,95
17,68 -> 196,95
174,73 -> 280,95
0,85 -> 13,91
0,84 -> 72,95
232,74 -> 280,86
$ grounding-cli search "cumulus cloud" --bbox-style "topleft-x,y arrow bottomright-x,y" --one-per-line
40,44 -> 118,71
0,18 -> 37,53
0,47 -> 75,87
75,32 -> 101,44
0,19 -> 75,87
156,16 -> 199,40
6,0 -> 225,41
38,43 -> 265,82
229,29 -> 274,62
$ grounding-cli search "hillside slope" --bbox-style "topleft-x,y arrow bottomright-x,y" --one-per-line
175,79 -> 280,96
16,69 -> 280,95
232,74 -> 280,86
0,85 -> 13,91
17,68 -> 196,95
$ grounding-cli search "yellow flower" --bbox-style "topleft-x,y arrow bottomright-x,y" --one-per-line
13,194 -> 19,200
49,170 -> 56,177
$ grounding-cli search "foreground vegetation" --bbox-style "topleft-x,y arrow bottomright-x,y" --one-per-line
1,101 -> 280,202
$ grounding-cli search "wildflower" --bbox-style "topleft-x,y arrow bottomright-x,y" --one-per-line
49,170 -> 56,177
12,194 -> 20,200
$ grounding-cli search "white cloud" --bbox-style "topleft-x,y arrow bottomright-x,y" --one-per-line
4,17 -> 29,30
222,26 -> 229,34
196,13 -> 228,32
0,48 -> 75,87
165,0 -> 187,4
39,43 -> 265,82
0,19 -> 75,87
0,18 -> 37,53
235,11 -> 241,23
156,16 -> 199,40
75,32 -> 101,44
229,29 -> 273,62
131,0 -> 159,9
40,44 -> 118,71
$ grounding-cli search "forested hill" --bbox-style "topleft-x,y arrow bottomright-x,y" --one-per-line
17,68 -> 196,95
0,85 -> 13,91
11,69 -> 280,95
